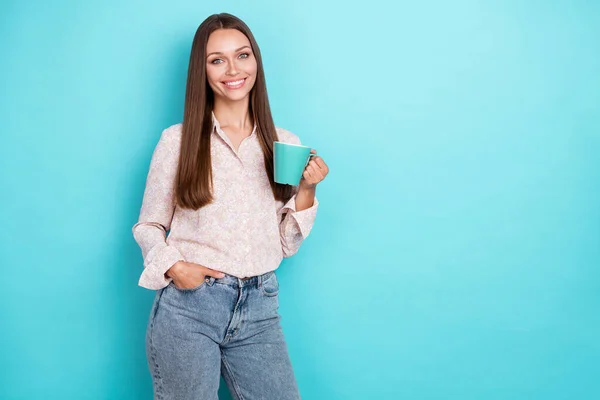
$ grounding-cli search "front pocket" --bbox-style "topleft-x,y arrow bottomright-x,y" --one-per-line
169,278 -> 209,292
260,273 -> 279,297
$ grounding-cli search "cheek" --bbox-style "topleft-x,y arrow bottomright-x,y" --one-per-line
246,60 -> 258,79
206,66 -> 221,87
246,66 -> 258,89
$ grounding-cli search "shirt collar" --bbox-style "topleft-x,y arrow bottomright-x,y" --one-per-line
211,111 -> 257,136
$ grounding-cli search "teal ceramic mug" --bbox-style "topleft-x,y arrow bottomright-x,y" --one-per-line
274,141 -> 316,185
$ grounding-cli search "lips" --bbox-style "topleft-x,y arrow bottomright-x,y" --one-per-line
222,78 -> 246,90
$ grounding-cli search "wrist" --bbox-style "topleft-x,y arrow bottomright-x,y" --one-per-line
295,184 -> 316,211
298,182 -> 317,194
165,261 -> 184,279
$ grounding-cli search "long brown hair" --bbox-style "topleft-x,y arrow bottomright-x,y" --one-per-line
176,13 -> 293,210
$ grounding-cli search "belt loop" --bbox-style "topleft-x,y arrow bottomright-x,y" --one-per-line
258,273 -> 262,288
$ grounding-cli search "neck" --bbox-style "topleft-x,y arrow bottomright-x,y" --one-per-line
213,96 -> 253,130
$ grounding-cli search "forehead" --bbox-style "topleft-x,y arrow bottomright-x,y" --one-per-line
206,29 -> 251,53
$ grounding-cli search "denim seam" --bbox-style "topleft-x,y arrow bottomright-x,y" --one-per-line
221,349 -> 245,400
261,288 -> 279,297
149,290 -> 166,399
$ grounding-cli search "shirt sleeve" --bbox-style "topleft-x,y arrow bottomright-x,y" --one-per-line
132,126 -> 185,290
279,192 -> 319,257
275,127 -> 319,257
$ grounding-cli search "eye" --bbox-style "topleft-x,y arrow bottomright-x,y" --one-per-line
210,58 -> 224,65
239,52 -> 250,59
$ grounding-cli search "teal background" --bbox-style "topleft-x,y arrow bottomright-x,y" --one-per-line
1,0 -> 599,399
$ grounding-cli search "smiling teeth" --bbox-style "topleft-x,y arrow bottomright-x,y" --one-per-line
225,79 -> 244,86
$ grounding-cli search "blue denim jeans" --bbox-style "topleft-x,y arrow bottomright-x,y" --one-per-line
146,270 -> 301,400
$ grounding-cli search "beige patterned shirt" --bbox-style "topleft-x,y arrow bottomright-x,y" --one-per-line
132,116 -> 319,290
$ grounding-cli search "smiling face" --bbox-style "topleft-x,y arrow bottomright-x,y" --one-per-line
205,28 -> 258,104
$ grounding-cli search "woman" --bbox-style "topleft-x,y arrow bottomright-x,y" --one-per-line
132,13 -> 329,400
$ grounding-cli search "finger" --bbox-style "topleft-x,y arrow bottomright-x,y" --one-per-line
314,163 -> 328,178
306,166 -> 323,183
312,171 -> 324,183
303,169 -> 313,182
313,157 -> 327,170
204,268 -> 226,278
309,159 -> 327,175
308,159 -> 320,169
313,165 -> 326,180
304,167 -> 313,179
310,149 -> 317,155
306,164 -> 318,178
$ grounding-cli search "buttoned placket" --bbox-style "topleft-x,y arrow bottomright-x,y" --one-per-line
212,123 -> 256,259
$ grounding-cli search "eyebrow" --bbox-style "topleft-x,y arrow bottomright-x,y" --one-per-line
207,46 -> 251,57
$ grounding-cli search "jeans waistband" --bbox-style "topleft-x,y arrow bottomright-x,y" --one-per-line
211,270 -> 275,288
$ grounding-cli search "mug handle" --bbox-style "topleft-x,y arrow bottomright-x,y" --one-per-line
305,152 -> 317,166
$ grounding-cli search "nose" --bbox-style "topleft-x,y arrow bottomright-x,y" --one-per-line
226,60 -> 239,76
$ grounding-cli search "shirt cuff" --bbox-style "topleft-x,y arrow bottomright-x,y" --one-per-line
138,244 -> 184,290
280,194 -> 319,238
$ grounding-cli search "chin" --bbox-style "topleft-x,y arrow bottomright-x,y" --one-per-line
222,91 -> 251,102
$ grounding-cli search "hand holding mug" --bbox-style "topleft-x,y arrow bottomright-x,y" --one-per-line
274,141 -> 329,187
299,150 -> 328,190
